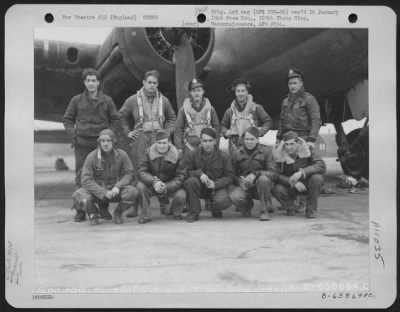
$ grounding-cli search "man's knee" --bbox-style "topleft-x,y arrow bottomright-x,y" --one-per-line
214,191 -> 232,210
256,175 -> 272,188
230,187 -> 247,205
308,174 -> 324,186
173,189 -> 186,204
72,188 -> 92,206
120,185 -> 139,203
72,190 -> 94,212
227,184 -> 236,193
184,177 -> 200,190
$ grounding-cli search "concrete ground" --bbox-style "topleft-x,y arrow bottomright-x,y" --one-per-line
34,151 -> 369,294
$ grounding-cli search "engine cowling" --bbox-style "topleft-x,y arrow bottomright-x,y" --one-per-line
96,27 -> 215,105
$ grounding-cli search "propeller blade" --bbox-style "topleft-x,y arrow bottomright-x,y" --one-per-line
174,31 -> 196,110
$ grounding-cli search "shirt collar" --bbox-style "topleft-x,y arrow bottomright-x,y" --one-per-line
84,89 -> 101,100
190,97 -> 205,111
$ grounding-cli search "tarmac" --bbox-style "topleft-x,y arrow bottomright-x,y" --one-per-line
34,151 -> 370,295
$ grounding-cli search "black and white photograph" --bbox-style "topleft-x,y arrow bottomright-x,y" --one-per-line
5,4 -> 396,309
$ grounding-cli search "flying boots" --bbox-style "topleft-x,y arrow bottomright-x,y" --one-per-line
159,196 -> 171,216
114,203 -> 131,224
82,199 -> 99,225
73,198 -> 86,222
98,202 -> 112,220
126,203 -> 138,218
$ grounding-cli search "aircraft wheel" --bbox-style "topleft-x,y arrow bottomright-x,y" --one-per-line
340,129 -> 369,179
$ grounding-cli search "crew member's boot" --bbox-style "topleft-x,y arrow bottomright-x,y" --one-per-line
267,198 -> 275,213
73,199 -> 86,222
212,210 -> 223,218
210,197 -> 222,218
159,196 -> 171,216
114,203 -> 129,224
241,200 -> 254,218
88,213 -> 99,225
74,210 -> 86,222
126,203 -> 138,218
294,195 -> 305,213
83,199 -> 99,225
98,202 -> 112,220
259,212 -> 270,221
186,214 -> 199,223
260,200 -> 271,221
205,199 -> 212,211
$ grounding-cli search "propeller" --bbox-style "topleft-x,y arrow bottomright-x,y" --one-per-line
173,29 -> 196,110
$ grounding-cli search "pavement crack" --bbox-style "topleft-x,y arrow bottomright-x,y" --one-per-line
323,233 -> 369,244
236,245 -> 271,259
217,270 -> 259,286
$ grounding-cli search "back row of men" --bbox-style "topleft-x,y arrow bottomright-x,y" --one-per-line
63,68 -> 325,225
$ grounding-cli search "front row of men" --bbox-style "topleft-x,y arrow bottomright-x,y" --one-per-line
72,126 -> 326,225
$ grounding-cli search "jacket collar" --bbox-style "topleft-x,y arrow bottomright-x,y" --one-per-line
83,90 -> 104,100
184,97 -> 210,112
234,94 -> 254,111
273,137 -> 311,164
138,87 -> 160,101
97,147 -> 119,159
96,147 -> 119,168
236,144 -> 262,161
287,87 -> 305,104
191,97 -> 204,110
197,145 -> 220,161
149,143 -> 179,163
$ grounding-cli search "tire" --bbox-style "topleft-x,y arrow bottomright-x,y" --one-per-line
340,128 -> 369,178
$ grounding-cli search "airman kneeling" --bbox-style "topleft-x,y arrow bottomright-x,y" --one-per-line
136,130 -> 186,223
184,127 -> 234,222
273,131 -> 326,218
72,129 -> 139,225
230,127 -> 277,221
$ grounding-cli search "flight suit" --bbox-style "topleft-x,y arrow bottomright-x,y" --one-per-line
174,97 -> 220,155
221,95 -> 272,154
119,88 -> 176,171
72,148 -> 138,220
119,88 -> 176,214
